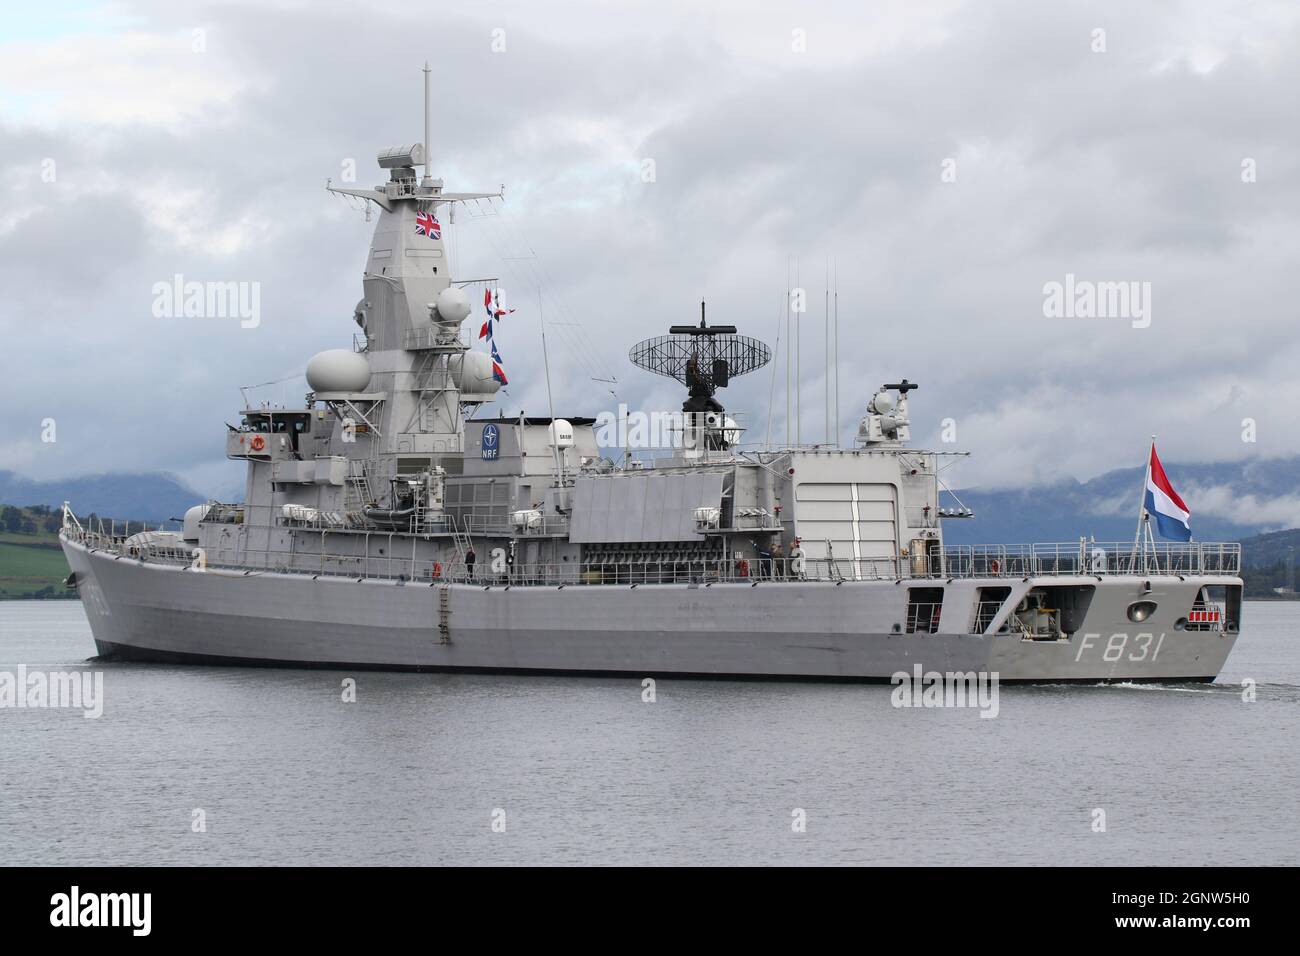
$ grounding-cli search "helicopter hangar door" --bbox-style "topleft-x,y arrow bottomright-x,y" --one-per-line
793,481 -> 898,569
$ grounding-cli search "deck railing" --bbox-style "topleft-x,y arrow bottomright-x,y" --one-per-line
936,541 -> 1239,578
60,520 -> 1241,587
463,514 -> 571,537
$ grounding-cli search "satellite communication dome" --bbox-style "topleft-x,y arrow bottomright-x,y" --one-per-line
306,349 -> 371,393
549,419 -> 575,448
433,286 -> 471,327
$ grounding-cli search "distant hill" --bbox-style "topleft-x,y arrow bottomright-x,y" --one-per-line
1234,528 -> 1300,596
1237,528 -> 1300,568
0,470 -> 208,525
4,454 -> 1298,547
942,456 -> 1300,545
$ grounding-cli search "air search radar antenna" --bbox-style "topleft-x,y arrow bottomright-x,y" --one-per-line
630,301 -> 771,450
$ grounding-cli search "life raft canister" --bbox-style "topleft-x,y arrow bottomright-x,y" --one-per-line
249,434 -> 266,452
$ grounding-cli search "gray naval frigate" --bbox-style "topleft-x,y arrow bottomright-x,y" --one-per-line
60,79 -> 1243,682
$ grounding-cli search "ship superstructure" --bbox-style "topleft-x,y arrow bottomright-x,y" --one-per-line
59,69 -> 1243,682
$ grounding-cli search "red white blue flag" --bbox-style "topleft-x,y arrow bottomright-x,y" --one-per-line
479,288 -> 515,340
490,339 -> 508,385
479,288 -> 494,340
1144,444 -> 1191,541
415,211 -> 441,240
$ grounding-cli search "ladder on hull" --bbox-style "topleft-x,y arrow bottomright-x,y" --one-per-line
450,519 -> 474,567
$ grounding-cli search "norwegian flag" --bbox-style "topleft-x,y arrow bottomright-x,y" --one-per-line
490,339 -> 508,385
414,211 -> 441,240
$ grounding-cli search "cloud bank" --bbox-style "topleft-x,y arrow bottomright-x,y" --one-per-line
1,0 -> 1297,497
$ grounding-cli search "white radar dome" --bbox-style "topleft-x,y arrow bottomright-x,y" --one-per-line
549,419 -> 575,448
434,286 -> 471,327
448,352 -> 501,396
870,391 -> 896,415
723,416 -> 742,445
306,349 -> 371,393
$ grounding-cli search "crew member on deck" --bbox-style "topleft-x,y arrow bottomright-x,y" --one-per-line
790,537 -> 806,581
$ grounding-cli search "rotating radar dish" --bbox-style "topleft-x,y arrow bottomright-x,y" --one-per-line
629,301 -> 771,399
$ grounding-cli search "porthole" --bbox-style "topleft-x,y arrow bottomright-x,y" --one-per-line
1127,600 -> 1158,623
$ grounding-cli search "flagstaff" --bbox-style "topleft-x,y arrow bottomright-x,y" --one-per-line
1132,434 -> 1156,567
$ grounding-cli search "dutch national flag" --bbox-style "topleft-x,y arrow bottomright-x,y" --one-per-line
1144,444 -> 1191,541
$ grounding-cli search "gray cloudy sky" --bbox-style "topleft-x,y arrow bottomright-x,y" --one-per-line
2,0 -> 1298,501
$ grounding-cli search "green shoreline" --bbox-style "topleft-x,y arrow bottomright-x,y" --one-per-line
0,506 -> 75,599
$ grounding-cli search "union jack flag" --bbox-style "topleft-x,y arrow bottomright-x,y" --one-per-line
415,211 -> 441,240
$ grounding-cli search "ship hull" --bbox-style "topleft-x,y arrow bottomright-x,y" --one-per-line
62,537 -> 1240,683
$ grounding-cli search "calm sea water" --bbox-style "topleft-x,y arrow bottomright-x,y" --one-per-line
0,600 -> 1296,866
